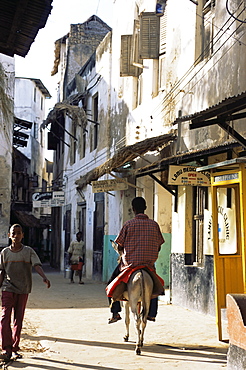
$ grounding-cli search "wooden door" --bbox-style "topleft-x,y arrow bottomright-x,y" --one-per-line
212,183 -> 244,340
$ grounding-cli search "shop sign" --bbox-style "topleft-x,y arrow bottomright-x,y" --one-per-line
168,165 -> 210,186
32,191 -> 65,208
214,173 -> 239,182
207,206 -> 237,254
92,179 -> 128,193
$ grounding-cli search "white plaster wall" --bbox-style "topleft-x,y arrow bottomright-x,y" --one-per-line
155,181 -> 172,234
0,54 -> 15,247
14,78 -> 47,181
60,32 -> 113,278
171,186 -> 193,254
110,0 -> 156,122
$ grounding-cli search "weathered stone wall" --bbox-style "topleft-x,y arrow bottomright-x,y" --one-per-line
0,55 -> 15,248
65,17 -> 111,87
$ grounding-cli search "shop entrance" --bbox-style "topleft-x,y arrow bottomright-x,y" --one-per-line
198,158 -> 246,341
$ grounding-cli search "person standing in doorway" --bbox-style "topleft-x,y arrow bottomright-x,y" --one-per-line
0,224 -> 51,361
68,232 -> 85,284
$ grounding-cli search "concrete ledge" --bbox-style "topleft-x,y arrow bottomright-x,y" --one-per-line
227,294 -> 246,369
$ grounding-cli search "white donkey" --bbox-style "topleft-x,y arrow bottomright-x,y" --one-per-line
110,240 -> 154,355
123,269 -> 153,355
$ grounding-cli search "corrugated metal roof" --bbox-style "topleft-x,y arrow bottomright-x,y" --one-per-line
174,91 -> 246,124
0,0 -> 53,57
135,141 -> 241,178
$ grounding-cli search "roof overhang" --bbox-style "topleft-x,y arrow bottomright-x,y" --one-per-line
196,157 -> 246,172
75,131 -> 177,189
12,211 -> 40,228
30,78 -> 51,98
134,142 -> 241,178
174,91 -> 246,149
0,0 -> 53,57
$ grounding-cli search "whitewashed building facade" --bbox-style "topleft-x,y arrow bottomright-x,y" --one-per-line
48,0 -> 246,325
0,55 -> 15,249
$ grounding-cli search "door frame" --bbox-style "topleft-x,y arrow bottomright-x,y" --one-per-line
198,159 -> 246,341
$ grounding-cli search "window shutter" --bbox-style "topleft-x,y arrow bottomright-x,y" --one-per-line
159,8 -> 167,55
131,20 -> 143,72
139,12 -> 160,59
120,35 -> 139,77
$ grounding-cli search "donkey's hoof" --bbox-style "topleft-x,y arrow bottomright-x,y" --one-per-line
123,335 -> 129,342
136,347 -> 141,355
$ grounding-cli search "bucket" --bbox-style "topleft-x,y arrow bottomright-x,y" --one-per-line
65,267 -> 71,279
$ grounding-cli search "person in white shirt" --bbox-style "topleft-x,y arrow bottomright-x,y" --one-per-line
68,232 -> 85,284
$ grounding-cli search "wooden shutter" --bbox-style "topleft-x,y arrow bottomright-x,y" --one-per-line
139,12 -> 160,59
131,20 -> 143,72
120,35 -> 139,77
159,8 -> 167,55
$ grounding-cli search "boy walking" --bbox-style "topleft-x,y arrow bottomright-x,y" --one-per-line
0,224 -> 51,361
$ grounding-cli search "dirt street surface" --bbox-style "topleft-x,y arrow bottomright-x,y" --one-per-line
13,268 -> 229,369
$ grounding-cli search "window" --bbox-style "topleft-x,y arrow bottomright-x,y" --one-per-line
82,131 -> 86,158
120,13 -> 160,77
91,94 -> 99,151
192,186 -> 208,265
41,97 -> 43,110
120,32 -> 142,77
40,128 -> 44,147
71,121 -> 77,164
34,87 -> 36,102
42,179 -> 47,192
159,8 -> 168,56
195,0 -> 216,63
33,122 -> 38,139
139,12 -> 160,59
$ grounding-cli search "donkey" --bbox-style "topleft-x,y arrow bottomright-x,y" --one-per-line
123,269 -> 153,355
110,240 -> 154,355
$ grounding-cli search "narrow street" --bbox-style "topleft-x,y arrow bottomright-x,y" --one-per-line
15,268 -> 229,369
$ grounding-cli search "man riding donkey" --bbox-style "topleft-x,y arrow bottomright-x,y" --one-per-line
106,197 -> 165,323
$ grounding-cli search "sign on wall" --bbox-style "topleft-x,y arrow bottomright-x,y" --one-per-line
32,191 -> 65,208
207,189 -> 237,255
168,165 -> 210,186
92,179 -> 128,193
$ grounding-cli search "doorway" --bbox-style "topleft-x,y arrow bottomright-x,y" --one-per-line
93,193 -> 104,280
208,160 -> 246,341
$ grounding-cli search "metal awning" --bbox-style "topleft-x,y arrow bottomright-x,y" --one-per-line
196,157 -> 246,172
14,116 -> 32,130
174,91 -> 246,149
13,116 -> 32,147
135,142 -> 240,178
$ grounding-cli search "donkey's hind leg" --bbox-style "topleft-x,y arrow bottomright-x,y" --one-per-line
129,299 -> 142,355
123,301 -> 130,342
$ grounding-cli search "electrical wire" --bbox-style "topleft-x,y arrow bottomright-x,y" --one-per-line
166,25 -> 246,118
226,0 -> 246,23
96,0 -> 101,15
150,2 -> 244,116
160,19 -> 246,118
151,1 -> 246,120
159,5 -> 244,105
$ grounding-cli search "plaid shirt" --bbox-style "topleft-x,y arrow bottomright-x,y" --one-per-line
115,214 -> 165,271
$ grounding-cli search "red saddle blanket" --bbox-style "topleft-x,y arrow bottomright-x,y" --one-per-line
106,265 -> 165,301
